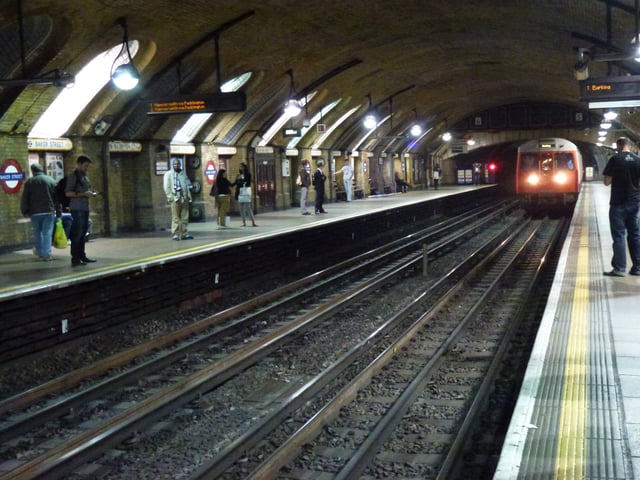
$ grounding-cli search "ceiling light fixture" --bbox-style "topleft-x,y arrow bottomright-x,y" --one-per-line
603,110 -> 618,120
600,121 -> 612,129
410,108 -> 422,137
363,93 -> 377,129
574,48 -> 589,81
442,131 -> 452,141
283,69 -> 301,116
111,17 -> 140,90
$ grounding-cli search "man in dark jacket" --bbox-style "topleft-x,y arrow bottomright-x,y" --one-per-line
20,164 -> 57,261
602,137 -> 640,276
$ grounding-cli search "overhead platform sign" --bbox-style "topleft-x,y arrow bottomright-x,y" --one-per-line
580,75 -> 640,108
147,92 -> 246,115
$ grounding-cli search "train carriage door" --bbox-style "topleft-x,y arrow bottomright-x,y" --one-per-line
255,147 -> 276,211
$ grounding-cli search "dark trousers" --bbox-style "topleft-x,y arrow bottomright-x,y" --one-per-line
315,188 -> 325,212
609,202 -> 640,272
70,210 -> 89,261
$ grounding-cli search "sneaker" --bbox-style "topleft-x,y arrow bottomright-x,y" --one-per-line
42,256 -> 54,262
172,235 -> 180,241
603,269 -> 625,277
181,234 -> 194,240
630,268 -> 640,276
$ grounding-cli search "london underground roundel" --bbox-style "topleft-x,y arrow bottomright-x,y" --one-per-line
204,160 -> 217,185
0,159 -> 26,194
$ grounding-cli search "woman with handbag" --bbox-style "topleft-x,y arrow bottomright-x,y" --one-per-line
234,163 -> 258,227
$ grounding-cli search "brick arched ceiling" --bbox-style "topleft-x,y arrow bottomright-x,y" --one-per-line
1,0 -> 639,152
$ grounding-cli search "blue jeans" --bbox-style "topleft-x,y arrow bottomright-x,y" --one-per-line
60,213 -> 73,239
609,202 -> 640,272
31,212 -> 55,259
343,179 -> 353,201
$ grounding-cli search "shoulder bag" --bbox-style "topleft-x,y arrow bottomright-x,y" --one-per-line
238,185 -> 251,203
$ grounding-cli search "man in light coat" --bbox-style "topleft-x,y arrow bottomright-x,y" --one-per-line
163,158 -> 194,240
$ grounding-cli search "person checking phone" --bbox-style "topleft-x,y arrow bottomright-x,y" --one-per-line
66,154 -> 98,267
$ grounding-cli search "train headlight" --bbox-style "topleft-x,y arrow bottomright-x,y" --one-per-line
526,173 -> 540,185
554,172 -> 568,184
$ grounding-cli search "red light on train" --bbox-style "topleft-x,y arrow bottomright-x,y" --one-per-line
488,162 -> 497,172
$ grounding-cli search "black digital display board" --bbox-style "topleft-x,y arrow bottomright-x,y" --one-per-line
580,75 -> 640,101
148,92 -> 246,115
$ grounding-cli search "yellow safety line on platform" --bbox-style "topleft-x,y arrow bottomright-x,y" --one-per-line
555,190 -> 590,479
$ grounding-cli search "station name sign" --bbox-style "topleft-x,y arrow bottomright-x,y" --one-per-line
27,137 -> 73,151
580,75 -> 640,101
148,92 -> 247,115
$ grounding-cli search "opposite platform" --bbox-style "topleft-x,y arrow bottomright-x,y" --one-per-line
495,182 -> 640,479
0,186 -> 481,300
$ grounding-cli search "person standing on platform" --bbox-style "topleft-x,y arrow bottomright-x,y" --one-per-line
20,163 -> 57,261
214,168 -> 233,228
602,136 -> 640,276
313,159 -> 327,214
472,162 -> 482,185
433,164 -> 442,190
394,172 -> 410,193
66,155 -> 98,266
337,160 -> 354,201
163,158 -> 194,241
299,159 -> 311,215
234,163 -> 257,227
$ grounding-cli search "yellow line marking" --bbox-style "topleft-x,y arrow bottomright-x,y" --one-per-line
555,190 -> 589,479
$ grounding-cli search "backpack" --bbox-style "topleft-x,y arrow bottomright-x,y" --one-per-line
54,170 -> 81,210
54,176 -> 69,209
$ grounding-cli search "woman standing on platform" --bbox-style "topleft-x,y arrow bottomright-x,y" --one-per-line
234,163 -> 257,227
313,159 -> 327,214
213,169 -> 232,229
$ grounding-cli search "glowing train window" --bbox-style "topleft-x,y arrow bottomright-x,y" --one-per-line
521,154 -> 537,170
556,152 -> 575,170
29,40 -> 139,138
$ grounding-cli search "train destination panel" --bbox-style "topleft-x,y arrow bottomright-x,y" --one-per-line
148,92 -> 247,115
580,75 -> 640,101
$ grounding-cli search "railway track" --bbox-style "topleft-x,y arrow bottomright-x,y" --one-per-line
202,216 -> 567,479
0,201 -> 566,480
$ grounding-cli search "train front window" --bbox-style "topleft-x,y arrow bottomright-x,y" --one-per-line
541,155 -> 553,173
556,152 -> 575,170
521,154 -> 538,170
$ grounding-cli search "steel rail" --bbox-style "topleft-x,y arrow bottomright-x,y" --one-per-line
0,203 -> 515,479
0,200 -> 510,422
190,210 -> 525,479
435,218 -> 568,479
242,218 -> 536,479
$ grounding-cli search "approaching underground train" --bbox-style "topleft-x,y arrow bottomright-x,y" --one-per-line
516,137 -> 583,207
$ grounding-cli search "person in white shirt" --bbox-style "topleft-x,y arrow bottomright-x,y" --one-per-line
337,161 -> 354,201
